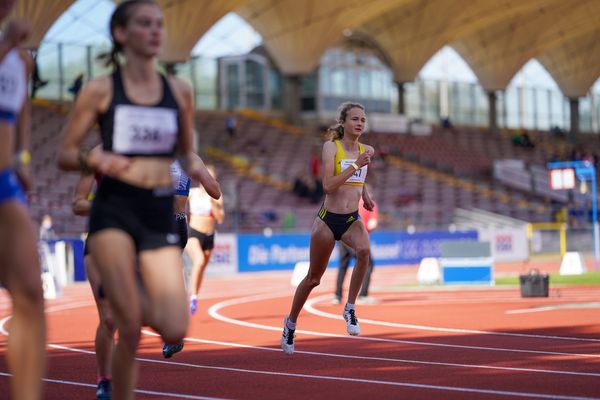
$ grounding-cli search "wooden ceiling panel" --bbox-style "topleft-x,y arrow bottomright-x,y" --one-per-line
7,0 -> 75,49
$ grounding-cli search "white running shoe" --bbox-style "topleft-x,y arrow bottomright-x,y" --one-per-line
280,317 -> 295,355
343,308 -> 360,335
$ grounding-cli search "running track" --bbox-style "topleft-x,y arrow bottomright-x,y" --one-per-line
1,263 -> 600,399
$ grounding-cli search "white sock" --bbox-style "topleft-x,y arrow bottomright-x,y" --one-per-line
345,303 -> 355,311
286,317 -> 297,330
190,294 -> 197,301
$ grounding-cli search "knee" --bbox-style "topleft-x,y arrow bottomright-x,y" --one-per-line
305,275 -> 321,289
160,323 -> 187,344
101,316 -> 116,336
153,308 -> 188,343
11,280 -> 44,313
355,247 -> 370,262
118,324 -> 141,350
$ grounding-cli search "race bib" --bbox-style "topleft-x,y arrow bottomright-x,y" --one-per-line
340,159 -> 367,184
113,105 -> 178,154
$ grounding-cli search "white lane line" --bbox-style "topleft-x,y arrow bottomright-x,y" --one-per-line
208,292 -> 600,358
507,306 -> 564,314
34,343 -> 600,400
370,295 -> 600,307
139,329 -> 600,378
507,303 -> 600,314
0,372 -> 227,400
304,294 -> 600,343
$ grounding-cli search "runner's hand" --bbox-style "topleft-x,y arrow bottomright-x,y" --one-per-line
89,150 -> 132,176
356,149 -> 372,168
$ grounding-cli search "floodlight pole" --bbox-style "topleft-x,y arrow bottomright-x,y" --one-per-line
547,161 -> 598,271
592,169 -> 598,272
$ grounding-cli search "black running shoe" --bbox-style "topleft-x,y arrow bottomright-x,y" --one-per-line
162,340 -> 184,358
96,379 -> 111,400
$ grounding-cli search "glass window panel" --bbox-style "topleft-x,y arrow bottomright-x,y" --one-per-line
226,63 -> 240,109
34,43 -> 61,100
579,96 -> 592,133
331,68 -> 345,96
404,82 -> 420,119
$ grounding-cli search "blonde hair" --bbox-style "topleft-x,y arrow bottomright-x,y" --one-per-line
327,102 -> 365,141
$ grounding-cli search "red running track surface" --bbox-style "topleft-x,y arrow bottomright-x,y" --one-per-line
1,262 -> 599,400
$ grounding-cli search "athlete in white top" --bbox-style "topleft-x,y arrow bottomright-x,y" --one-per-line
186,165 -> 224,315
0,4 -> 46,398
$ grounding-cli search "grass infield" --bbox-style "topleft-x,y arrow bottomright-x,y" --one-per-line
495,271 -> 600,285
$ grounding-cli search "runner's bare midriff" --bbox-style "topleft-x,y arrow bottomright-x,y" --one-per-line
189,215 -> 215,233
323,184 -> 362,214
114,157 -> 173,188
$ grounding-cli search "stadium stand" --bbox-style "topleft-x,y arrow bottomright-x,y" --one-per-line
29,103 -> 563,236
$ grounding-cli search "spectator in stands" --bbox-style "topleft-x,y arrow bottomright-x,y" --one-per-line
293,175 -> 312,198
378,144 -> 390,163
521,131 -> 534,148
310,146 -> 321,180
333,193 -> 379,305
39,213 -> 56,240
292,174 -> 323,203
309,145 -> 325,202
225,110 -> 237,140
186,165 -> 224,316
548,151 -> 563,163
282,210 -> 296,231
441,116 -> 452,130
550,125 -> 566,139
57,1 -> 220,398
512,129 -> 535,149
281,102 -> 375,355
570,147 -> 584,161
0,8 -> 47,399
68,73 -> 84,99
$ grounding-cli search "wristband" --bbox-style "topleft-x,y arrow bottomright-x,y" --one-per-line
15,150 -> 31,165
78,148 -> 93,175
351,162 -> 359,171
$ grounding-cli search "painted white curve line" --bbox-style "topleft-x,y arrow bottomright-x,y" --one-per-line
506,303 -> 600,315
1,303 -> 230,400
0,301 -> 94,336
507,306 -> 564,314
304,293 -> 600,343
0,372 -> 227,400
371,295 -> 600,307
140,329 -> 600,378
33,342 -> 600,400
208,292 -> 600,358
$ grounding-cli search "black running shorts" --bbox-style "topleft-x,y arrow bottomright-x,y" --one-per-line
88,177 -> 178,252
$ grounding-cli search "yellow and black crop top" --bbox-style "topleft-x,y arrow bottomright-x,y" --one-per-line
333,140 -> 368,187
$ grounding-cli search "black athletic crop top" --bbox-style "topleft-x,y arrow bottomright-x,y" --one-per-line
97,69 -> 181,157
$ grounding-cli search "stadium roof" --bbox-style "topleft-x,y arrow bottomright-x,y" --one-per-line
7,0 -> 600,97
